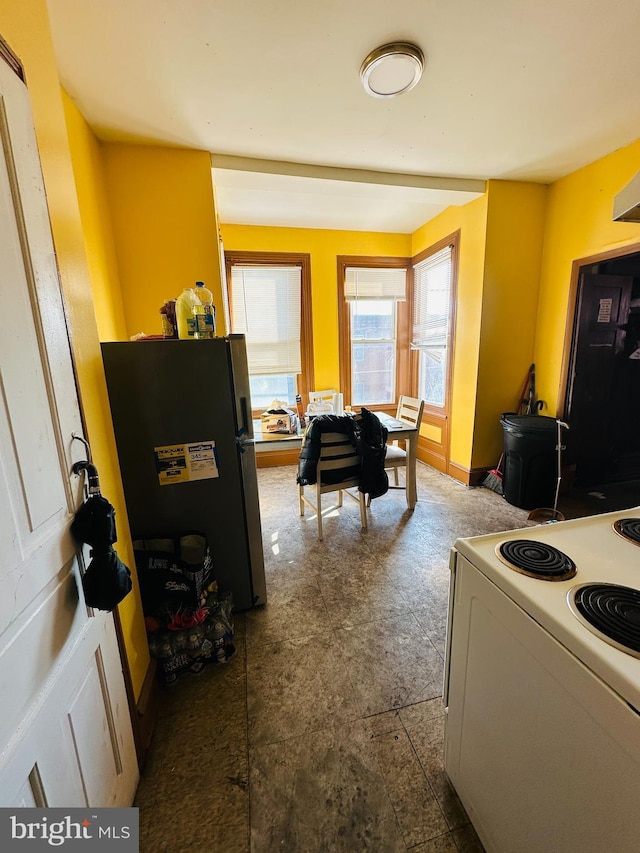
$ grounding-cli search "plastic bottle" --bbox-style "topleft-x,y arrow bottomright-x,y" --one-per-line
160,302 -> 169,336
166,299 -> 177,338
295,394 -> 306,429
160,299 -> 177,339
193,281 -> 216,339
175,288 -> 199,339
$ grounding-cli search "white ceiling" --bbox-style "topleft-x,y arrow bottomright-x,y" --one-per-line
46,0 -> 640,233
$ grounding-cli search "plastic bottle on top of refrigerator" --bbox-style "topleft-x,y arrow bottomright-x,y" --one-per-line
159,301 -> 170,337
160,299 -> 177,339
193,281 -> 216,339
175,288 -> 199,339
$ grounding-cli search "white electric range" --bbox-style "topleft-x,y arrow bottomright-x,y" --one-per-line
444,508 -> 640,853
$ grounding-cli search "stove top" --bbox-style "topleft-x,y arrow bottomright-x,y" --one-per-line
614,517 -> 640,546
497,539 -> 576,581
453,507 -> 640,709
569,583 -> 640,658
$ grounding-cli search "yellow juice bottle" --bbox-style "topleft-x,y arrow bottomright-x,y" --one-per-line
175,288 -> 198,339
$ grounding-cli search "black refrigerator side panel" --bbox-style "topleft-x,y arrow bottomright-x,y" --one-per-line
227,334 -> 254,441
228,335 -> 267,605
239,442 -> 267,605
101,339 -> 261,610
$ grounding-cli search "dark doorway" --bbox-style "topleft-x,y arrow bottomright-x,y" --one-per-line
565,252 -> 640,489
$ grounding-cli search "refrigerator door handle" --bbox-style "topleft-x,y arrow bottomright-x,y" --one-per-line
239,396 -> 251,438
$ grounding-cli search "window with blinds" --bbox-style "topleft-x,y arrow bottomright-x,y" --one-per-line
229,263 -> 302,409
345,266 -> 407,406
344,267 -> 407,302
411,245 -> 453,408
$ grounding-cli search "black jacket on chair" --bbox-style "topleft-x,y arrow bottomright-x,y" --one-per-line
296,410 -> 389,500
297,415 -> 360,486
356,408 -> 389,500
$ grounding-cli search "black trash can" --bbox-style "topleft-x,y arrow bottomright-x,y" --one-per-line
500,413 -> 559,510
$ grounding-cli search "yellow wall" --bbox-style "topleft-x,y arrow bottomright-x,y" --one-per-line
220,224 -> 412,390
62,92 -> 128,342
101,144 -> 223,340
474,180 -> 547,465
411,195 -> 489,469
410,182 -> 547,472
535,139 -> 640,413
3,1 -> 150,699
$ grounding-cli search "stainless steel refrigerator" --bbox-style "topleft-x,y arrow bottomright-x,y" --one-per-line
101,335 -> 267,611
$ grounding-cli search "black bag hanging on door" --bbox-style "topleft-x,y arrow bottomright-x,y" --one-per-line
80,546 -> 133,612
71,460 -> 132,612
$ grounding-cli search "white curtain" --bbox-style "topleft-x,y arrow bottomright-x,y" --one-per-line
412,246 -> 453,350
230,265 -> 302,375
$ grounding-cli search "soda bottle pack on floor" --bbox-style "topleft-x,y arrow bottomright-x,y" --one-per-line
193,280 -> 216,338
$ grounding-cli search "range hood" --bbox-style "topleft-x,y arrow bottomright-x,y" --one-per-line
613,172 -> 640,222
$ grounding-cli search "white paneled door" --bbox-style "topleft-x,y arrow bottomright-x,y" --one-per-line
0,57 -> 138,805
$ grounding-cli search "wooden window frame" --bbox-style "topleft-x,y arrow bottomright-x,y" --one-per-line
410,231 -> 459,418
405,230 -> 460,478
337,255 -> 411,410
224,250 -> 315,414
0,35 -> 24,80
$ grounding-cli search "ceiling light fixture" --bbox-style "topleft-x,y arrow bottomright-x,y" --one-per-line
360,41 -> 425,98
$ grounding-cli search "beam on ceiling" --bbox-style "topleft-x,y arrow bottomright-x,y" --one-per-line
210,154 -> 485,195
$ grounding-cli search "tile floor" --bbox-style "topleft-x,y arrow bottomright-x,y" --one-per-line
134,462 -> 533,852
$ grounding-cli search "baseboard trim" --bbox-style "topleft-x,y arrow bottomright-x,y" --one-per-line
415,455 -> 487,488
417,445 -> 446,474
135,659 -> 160,770
256,448 -> 299,468
468,465 -> 499,487
447,462 -> 471,485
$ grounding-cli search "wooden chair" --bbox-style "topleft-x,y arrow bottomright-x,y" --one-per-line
385,395 -> 424,489
298,430 -> 367,540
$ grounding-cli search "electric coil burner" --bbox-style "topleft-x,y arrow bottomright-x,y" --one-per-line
613,517 -> 640,546
569,583 -> 640,658
496,539 -> 577,581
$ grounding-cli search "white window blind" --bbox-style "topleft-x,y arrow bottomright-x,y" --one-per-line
345,267 -> 407,301
412,246 -> 453,349
230,265 -> 302,375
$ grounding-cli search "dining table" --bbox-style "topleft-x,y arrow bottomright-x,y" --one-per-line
374,411 -> 419,510
254,410 -> 419,510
